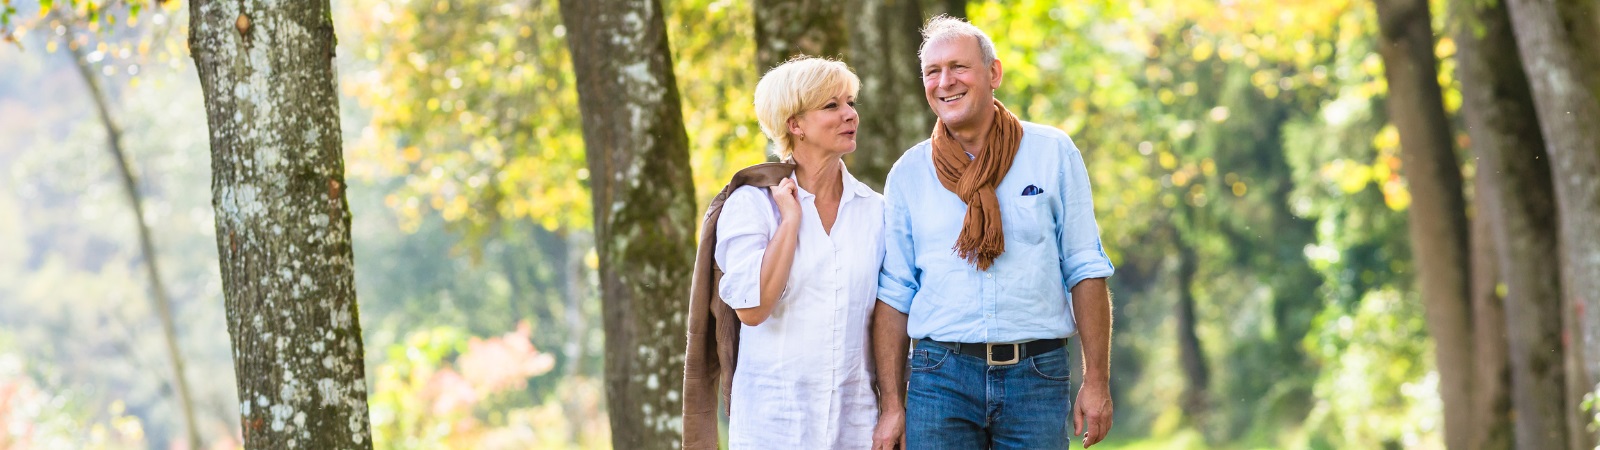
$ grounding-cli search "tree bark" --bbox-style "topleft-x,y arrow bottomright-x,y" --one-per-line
1374,0 -> 1475,447
754,0 -> 848,74
189,1 -> 373,447
845,0 -> 929,188
1173,229 -> 1210,418
1250,101 -> 1319,383
1467,179 -> 1512,450
920,0 -> 968,20
558,0 -> 699,447
1504,0 -> 1600,447
1453,0 -> 1565,446
67,28 -> 203,449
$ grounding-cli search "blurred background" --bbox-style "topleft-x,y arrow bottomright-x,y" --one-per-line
2,0 -> 1592,448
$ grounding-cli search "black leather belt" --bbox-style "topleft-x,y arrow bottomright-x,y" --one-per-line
923,338 -> 1066,366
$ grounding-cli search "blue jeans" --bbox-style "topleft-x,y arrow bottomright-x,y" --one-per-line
906,339 -> 1074,449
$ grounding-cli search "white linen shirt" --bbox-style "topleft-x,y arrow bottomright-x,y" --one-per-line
714,163 -> 885,449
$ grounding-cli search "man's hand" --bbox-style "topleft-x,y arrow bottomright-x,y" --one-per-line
870,301 -> 910,449
1073,381 -> 1113,447
1069,277 -> 1114,447
872,408 -> 906,450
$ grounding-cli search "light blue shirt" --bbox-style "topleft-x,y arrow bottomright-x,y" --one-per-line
877,121 -> 1114,343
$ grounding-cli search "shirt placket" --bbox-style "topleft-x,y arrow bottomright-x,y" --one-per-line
825,201 -> 844,441
983,267 -> 997,342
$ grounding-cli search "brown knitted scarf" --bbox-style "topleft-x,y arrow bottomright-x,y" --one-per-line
931,99 -> 1024,271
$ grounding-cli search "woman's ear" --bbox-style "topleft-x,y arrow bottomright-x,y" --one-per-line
787,117 -> 804,140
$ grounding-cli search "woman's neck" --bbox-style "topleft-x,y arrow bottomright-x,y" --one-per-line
792,150 -> 844,202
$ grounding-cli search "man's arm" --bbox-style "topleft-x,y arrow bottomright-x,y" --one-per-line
1071,277 -> 1113,447
871,300 -> 910,450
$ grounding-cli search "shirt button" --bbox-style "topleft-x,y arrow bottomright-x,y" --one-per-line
985,273 -> 993,279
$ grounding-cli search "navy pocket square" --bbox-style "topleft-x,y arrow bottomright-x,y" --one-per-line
1021,185 -> 1044,196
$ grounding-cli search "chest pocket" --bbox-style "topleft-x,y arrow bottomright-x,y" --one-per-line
1004,191 -> 1049,246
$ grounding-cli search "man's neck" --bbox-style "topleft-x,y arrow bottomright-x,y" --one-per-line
947,109 -> 997,155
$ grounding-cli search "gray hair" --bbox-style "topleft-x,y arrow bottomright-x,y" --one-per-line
919,15 -> 998,67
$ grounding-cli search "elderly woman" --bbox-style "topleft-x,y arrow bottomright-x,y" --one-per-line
714,56 -> 885,448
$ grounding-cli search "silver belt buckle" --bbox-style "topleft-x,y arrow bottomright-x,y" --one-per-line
986,343 -> 1021,366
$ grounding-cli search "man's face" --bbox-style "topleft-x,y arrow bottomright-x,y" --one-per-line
920,35 -> 1002,131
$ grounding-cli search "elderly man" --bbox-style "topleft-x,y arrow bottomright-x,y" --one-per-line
870,15 -> 1117,450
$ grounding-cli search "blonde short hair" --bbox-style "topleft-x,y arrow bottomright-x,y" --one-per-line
753,56 -> 861,159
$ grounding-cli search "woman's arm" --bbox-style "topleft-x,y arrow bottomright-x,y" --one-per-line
735,178 -> 802,326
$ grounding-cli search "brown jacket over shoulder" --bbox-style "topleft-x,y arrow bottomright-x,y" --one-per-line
682,162 -> 795,450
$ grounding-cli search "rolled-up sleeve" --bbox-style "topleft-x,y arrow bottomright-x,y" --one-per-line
1056,145 -> 1115,290
877,166 -> 919,313
715,186 -> 776,310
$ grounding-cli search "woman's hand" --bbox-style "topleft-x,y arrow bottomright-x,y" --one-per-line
772,178 -> 802,224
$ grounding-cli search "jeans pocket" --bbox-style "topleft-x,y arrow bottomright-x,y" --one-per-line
1029,348 -> 1072,381
909,345 -> 949,372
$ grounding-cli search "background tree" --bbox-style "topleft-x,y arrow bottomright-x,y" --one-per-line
921,0 -> 968,20
1504,1 -> 1600,446
1373,0 -> 1476,446
58,9 -> 203,448
844,0 -> 930,187
1171,217 -> 1210,415
189,0 -> 374,446
558,0 -> 700,446
753,0 -> 846,73
1453,0 -> 1563,446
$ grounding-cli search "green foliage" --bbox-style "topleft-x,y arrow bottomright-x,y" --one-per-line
344,0 -> 776,233
343,0 -> 590,236
1300,288 -> 1440,449
3,0 -> 165,45
667,0 -> 771,209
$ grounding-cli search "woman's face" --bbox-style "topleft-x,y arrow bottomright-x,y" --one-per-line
789,91 -> 858,159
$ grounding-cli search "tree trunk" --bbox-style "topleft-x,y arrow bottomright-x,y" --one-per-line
189,2 -> 373,447
1469,175 -> 1513,450
558,0 -> 699,447
67,29 -> 203,449
1174,230 -> 1209,418
920,0 -> 968,20
1453,0 -> 1565,446
1373,0 -> 1475,447
1252,103 -> 1319,385
845,0 -> 931,189
1504,0 -> 1600,447
754,0 -> 848,73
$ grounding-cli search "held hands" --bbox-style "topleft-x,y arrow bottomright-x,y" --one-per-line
1073,381 -> 1114,447
871,409 -> 905,450
772,178 -> 802,224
